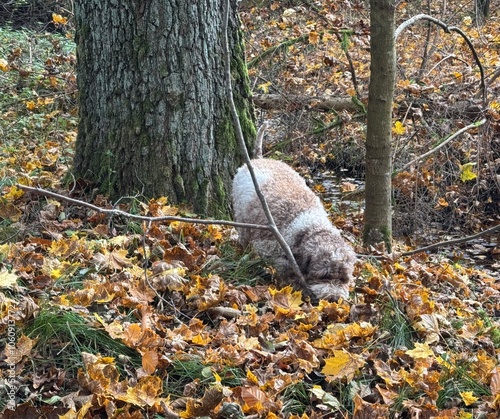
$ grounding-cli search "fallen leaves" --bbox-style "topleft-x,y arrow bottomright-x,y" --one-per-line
322,350 -> 365,381
1,3 -> 500,419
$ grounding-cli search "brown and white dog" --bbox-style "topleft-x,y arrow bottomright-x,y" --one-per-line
232,132 -> 356,301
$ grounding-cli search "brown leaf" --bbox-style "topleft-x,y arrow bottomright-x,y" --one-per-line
352,393 -> 390,418
142,350 -> 159,375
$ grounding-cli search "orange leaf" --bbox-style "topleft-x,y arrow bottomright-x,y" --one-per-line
142,350 -> 159,375
309,31 -> 320,45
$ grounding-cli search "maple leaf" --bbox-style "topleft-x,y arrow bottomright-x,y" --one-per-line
405,342 -> 434,359
269,286 -> 303,315
119,375 -> 162,407
352,393 -> 390,418
321,350 -> 365,381
3,185 -> 24,201
459,162 -> 477,182
257,81 -> 272,93
392,120 -> 406,135
460,391 -> 478,406
309,31 -> 320,45
0,270 -> 18,289
52,13 -> 68,25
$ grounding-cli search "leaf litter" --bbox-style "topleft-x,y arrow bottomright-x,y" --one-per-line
0,3 -> 499,419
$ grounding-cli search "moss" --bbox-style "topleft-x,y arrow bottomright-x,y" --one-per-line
363,225 -> 392,252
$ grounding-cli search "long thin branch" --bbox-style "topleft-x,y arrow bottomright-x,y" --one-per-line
396,118 -> 487,173
401,223 -> 500,256
395,14 -> 486,103
16,184 -> 270,230
222,0 -> 313,299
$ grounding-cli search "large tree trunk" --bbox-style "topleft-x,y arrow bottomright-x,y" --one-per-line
73,0 -> 254,217
363,0 -> 396,251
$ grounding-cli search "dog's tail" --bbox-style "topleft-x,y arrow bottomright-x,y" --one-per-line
254,122 -> 270,159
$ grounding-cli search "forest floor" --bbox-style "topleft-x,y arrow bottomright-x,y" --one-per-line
0,1 -> 499,418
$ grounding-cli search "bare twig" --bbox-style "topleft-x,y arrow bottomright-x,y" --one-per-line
401,223 -> 500,256
396,118 -> 487,174
395,14 -> 486,104
16,184 -> 270,230
222,0 -> 313,299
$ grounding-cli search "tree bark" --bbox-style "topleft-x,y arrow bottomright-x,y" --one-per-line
363,0 -> 396,251
73,0 -> 255,217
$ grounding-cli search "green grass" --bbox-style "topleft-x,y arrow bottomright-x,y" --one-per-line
202,241 -> 271,287
280,381 -> 311,416
26,306 -> 140,377
379,292 -> 416,349
164,355 -> 246,398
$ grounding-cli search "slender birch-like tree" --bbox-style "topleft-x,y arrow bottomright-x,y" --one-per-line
363,0 -> 396,251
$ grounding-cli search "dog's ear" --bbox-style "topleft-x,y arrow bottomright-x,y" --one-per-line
294,251 -> 311,275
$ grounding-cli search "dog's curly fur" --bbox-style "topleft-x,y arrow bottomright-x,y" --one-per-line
232,158 -> 356,301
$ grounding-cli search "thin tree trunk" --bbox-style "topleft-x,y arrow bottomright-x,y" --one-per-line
73,0 -> 254,217
363,0 -> 396,251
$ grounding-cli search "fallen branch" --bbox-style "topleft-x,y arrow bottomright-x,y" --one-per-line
16,184 -> 270,231
396,118 -> 487,173
252,93 -> 366,113
223,0 -> 314,300
401,223 -> 500,256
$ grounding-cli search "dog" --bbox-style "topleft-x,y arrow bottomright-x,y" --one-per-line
232,128 -> 356,301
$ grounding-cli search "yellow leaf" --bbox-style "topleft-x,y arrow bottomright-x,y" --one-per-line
321,350 -> 365,380
0,271 -> 17,289
26,100 -> 36,111
192,333 -> 211,345
463,16 -> 472,26
405,342 -> 434,359
246,369 -> 260,385
52,13 -> 68,25
257,81 -> 272,94
309,31 -> 320,45
269,286 -> 303,314
50,269 -> 62,280
3,186 -> 24,201
459,163 -> 477,182
392,121 -> 406,135
0,58 -> 9,72
460,391 -> 478,406
490,101 -> 500,111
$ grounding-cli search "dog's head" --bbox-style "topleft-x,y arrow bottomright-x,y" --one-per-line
294,236 -> 356,302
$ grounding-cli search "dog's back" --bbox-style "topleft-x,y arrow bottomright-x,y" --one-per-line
232,159 -> 323,246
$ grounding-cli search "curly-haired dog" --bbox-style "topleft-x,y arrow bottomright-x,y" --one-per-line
232,158 -> 356,301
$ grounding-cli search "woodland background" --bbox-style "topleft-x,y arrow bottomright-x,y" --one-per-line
0,0 -> 499,418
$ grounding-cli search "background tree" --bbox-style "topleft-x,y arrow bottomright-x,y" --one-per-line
72,0 -> 254,217
363,0 -> 396,251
